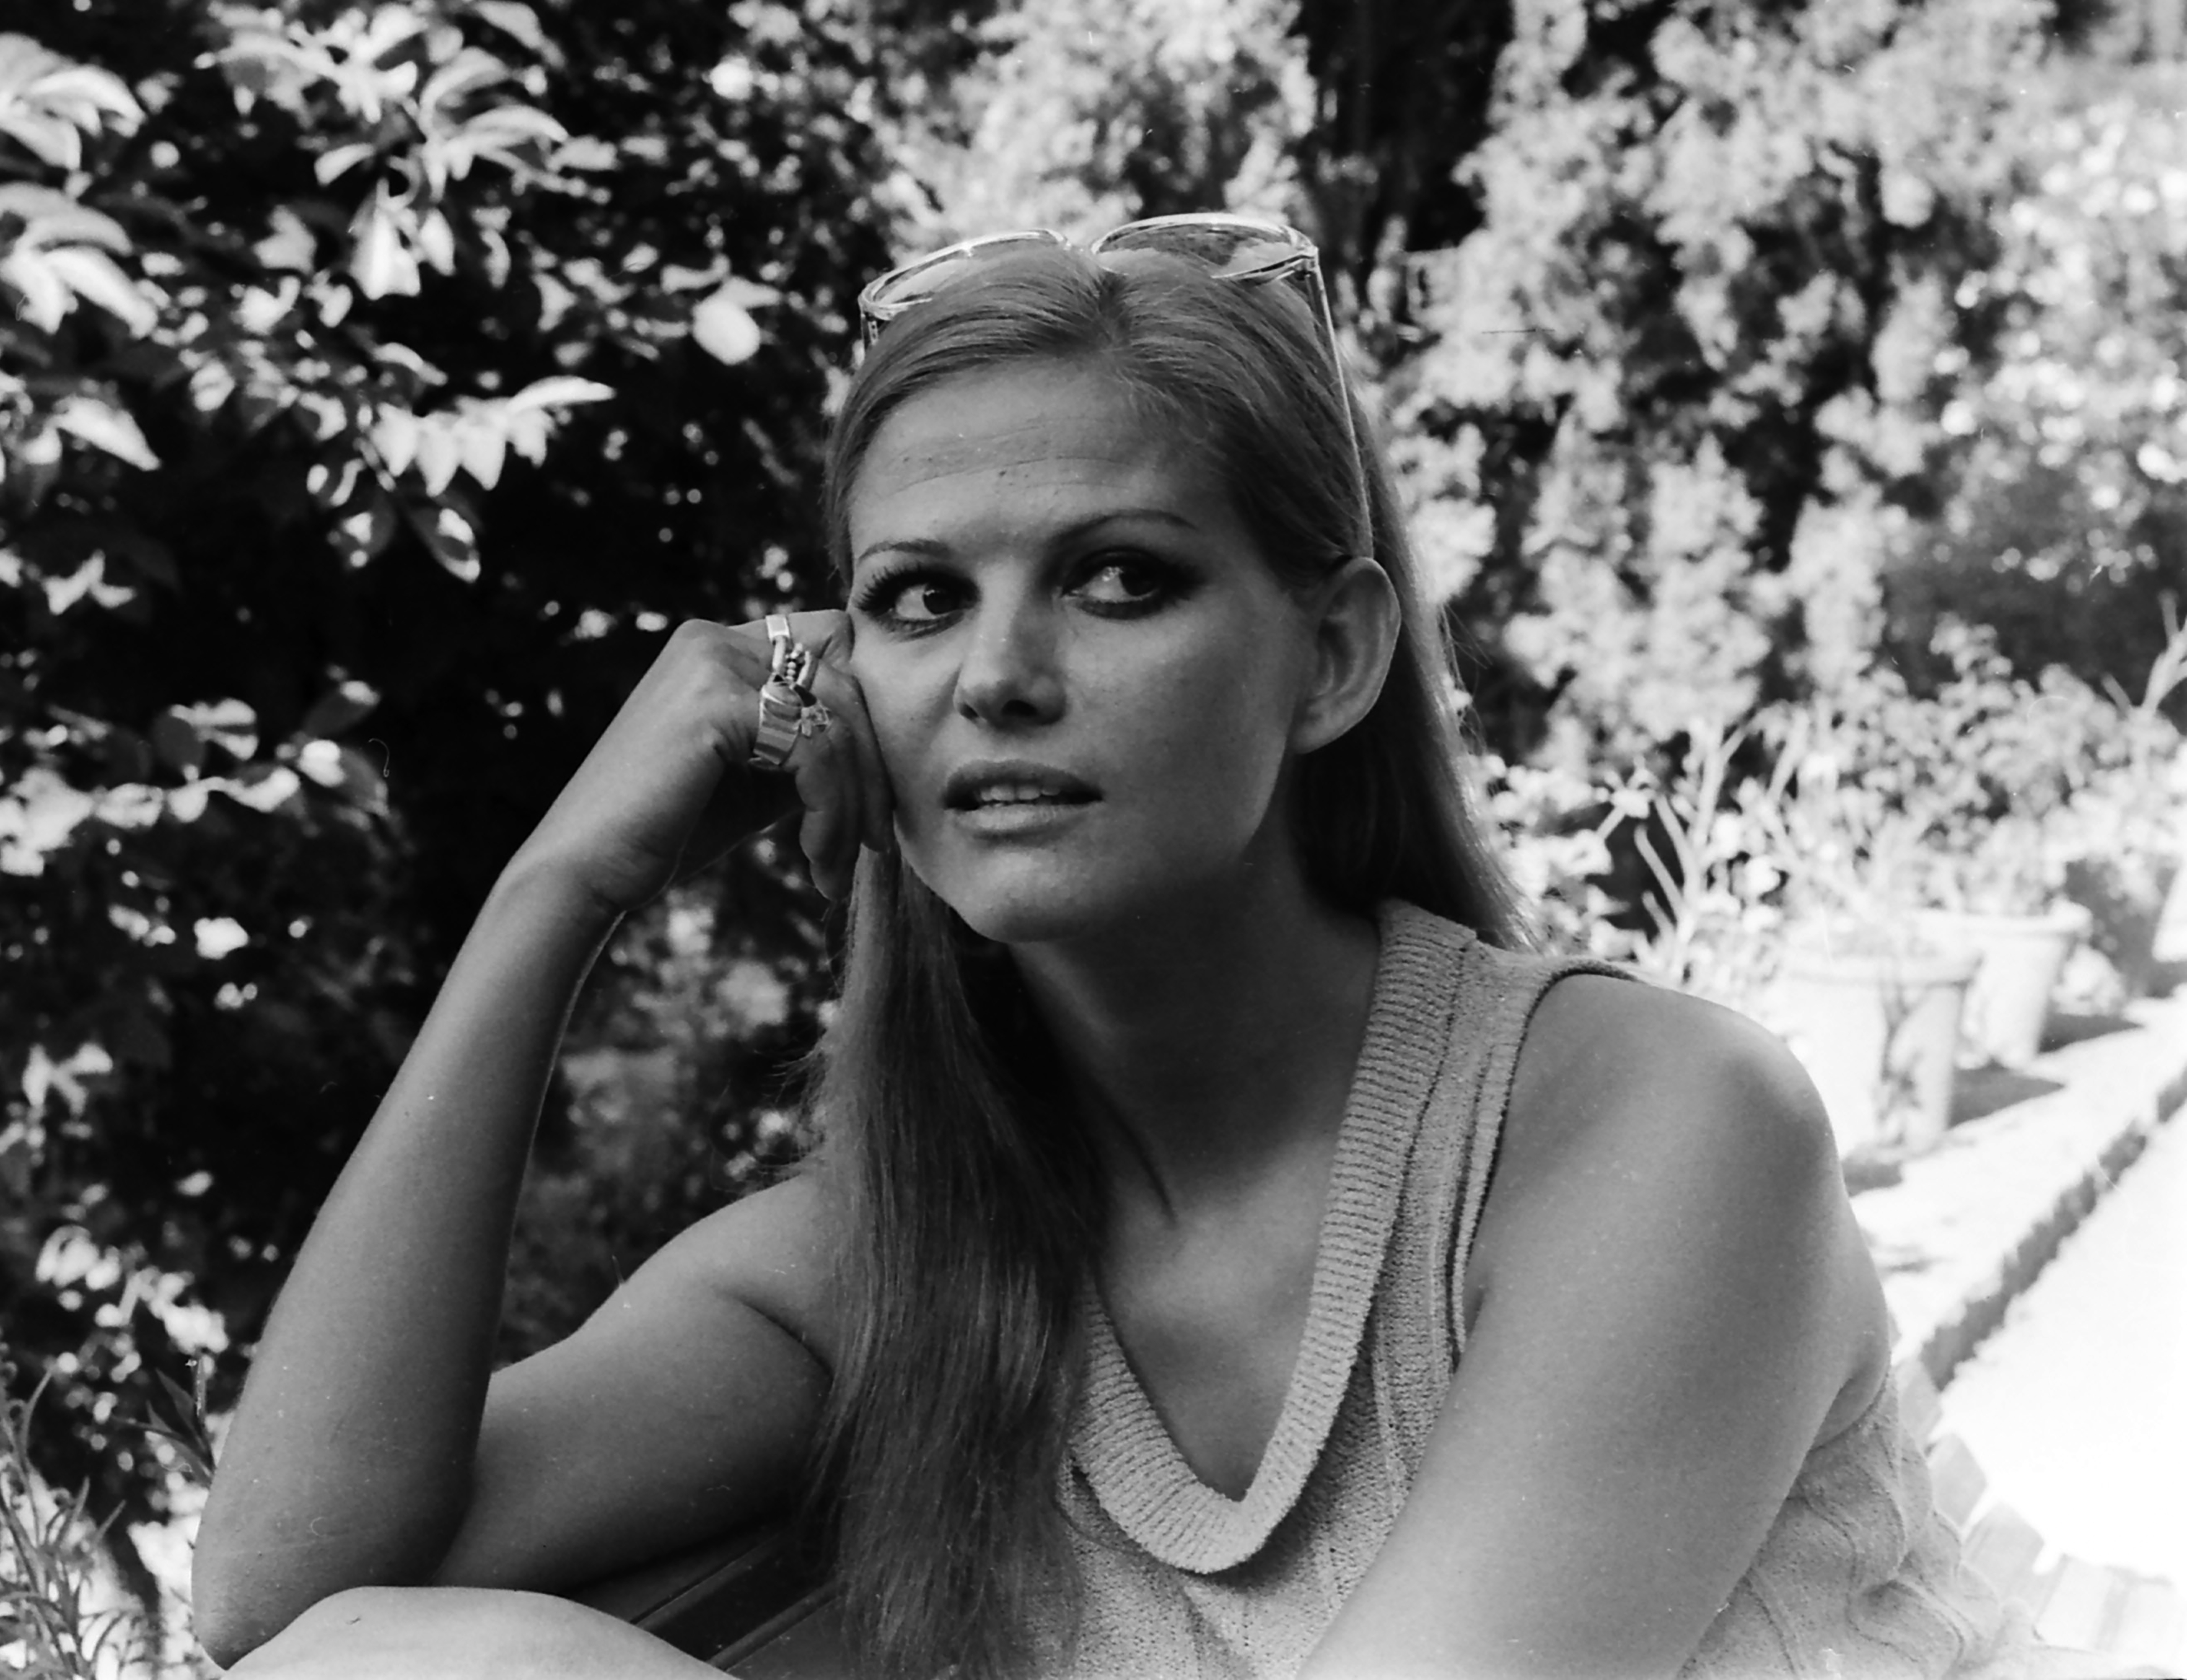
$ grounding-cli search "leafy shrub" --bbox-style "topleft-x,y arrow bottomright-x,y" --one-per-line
1,0 -> 902,1588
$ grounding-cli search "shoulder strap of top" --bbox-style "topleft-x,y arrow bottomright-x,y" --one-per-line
1424,943 -> 1638,1361
1066,902 -> 1479,1574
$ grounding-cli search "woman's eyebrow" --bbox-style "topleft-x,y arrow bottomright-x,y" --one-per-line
853,535 -> 953,567
852,508 -> 1200,570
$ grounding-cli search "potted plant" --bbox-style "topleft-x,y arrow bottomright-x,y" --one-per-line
1595,718 -> 1791,1020
2055,603 -> 2187,1002
1889,625 -> 2099,1068
1755,684 -> 1979,1159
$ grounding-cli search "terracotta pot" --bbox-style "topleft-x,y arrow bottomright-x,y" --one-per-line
1771,944 -> 1979,1156
1913,903 -> 2090,1069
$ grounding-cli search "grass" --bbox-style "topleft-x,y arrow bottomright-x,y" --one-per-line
1,1348 -> 213,1679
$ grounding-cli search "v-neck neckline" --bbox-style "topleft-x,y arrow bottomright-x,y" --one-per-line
1066,904 -> 1475,1574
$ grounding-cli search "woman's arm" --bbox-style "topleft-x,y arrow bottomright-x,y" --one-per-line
192,616 -> 887,1666
1301,978 -> 1889,1680
191,862 -> 619,1661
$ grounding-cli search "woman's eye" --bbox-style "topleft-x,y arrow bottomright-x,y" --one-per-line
858,573 -> 967,626
1073,557 -> 1177,612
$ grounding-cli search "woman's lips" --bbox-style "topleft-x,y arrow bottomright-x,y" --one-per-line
940,761 -> 1100,838
951,798 -> 1095,838
940,761 -> 1100,811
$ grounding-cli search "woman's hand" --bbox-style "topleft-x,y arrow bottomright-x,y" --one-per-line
217,1586 -> 722,1679
512,611 -> 893,911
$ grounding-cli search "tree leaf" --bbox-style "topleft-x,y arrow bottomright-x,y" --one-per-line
503,375 -> 614,412
253,206 -> 317,272
413,206 -> 455,274
0,32 -> 65,103
502,406 -> 551,463
314,141 -> 379,185
349,189 -> 419,299
455,416 -> 505,488
0,104 -> 81,169
453,103 -> 566,150
418,48 -> 509,121
43,247 -> 158,337
414,419 -> 462,494
0,184 -> 131,252
0,246 -> 70,331
335,494 -> 399,566
25,64 -> 143,132
470,3 -> 550,58
301,678 -> 381,737
176,698 -> 259,759
690,287 -> 761,364
52,395 -> 161,470
190,359 -> 237,413
372,407 -> 422,477
406,497 -> 479,581
149,712 -> 205,776
221,765 -> 300,813
334,743 -> 388,809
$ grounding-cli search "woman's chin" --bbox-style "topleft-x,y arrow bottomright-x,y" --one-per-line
939,883 -> 1116,949
906,851 -> 1150,950
913,854 -> 1269,953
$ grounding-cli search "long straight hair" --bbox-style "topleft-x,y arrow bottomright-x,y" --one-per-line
801,249 -> 1533,1679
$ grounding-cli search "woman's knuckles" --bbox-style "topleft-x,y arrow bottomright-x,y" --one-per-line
518,613 -> 881,910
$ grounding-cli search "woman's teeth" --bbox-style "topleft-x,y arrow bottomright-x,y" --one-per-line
977,784 -> 1066,806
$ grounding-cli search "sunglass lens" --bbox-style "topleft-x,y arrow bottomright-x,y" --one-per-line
1093,221 -> 1306,280
865,232 -> 1066,319
865,250 -> 983,314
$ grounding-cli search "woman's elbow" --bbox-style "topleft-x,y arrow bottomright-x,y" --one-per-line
190,1554 -> 282,1673
190,1507 -> 458,1669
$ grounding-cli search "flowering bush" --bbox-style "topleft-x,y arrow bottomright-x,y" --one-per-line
1480,752 -> 1622,958
1484,723 -> 1793,1015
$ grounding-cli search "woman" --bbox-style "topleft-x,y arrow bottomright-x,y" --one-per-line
192,219 -> 2027,1679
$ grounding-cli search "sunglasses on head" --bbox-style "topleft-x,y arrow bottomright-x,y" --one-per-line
857,213 -> 1369,549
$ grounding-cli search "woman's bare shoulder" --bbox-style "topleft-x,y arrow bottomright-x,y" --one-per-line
637,1163 -> 845,1366
1475,969 -> 1887,1424
1504,973 -> 1835,1197
1477,971 -> 1867,1324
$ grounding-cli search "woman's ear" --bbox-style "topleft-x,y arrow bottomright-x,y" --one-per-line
1291,558 -> 1401,755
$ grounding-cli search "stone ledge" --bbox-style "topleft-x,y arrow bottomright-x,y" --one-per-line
1853,989 -> 2187,1389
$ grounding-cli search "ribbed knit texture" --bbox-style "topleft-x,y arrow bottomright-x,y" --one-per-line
1038,902 -> 2028,1680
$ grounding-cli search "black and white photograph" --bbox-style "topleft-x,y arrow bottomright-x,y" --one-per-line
3,1 -> 2184,1675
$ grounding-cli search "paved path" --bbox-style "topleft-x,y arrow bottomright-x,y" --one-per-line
1938,1106 -> 2187,1591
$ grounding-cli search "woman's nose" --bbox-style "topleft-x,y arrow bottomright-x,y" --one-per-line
953,596 -> 1065,727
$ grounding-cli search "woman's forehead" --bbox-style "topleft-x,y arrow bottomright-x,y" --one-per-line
848,364 -> 1225,543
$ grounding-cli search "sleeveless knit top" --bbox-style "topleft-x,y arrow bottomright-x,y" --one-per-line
1038,902 -> 2029,1679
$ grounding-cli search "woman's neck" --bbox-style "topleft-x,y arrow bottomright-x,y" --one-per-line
1010,865 -> 1381,1223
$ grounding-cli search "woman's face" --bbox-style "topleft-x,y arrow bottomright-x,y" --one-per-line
844,360 -> 1324,947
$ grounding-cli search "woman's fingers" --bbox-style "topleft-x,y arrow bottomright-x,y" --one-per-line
766,610 -> 894,898
811,614 -> 897,855
802,659 -> 894,858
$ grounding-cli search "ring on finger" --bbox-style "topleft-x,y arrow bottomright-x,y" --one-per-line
751,615 -> 835,770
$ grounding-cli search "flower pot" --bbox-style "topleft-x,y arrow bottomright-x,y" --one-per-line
1769,944 -> 1979,1156
1913,903 -> 2090,1069
2064,850 -> 2184,1001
